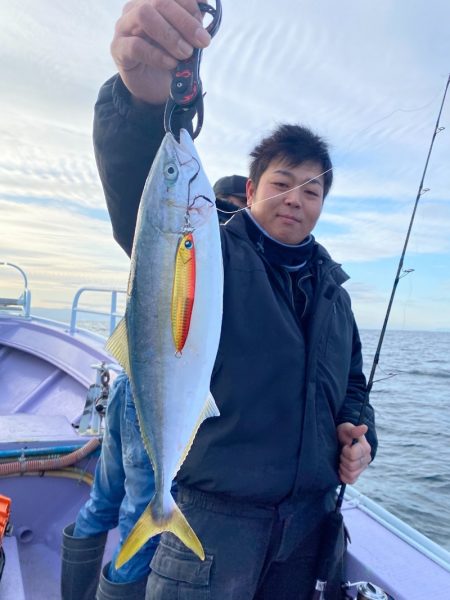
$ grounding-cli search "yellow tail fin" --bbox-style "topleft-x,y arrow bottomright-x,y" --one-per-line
115,493 -> 205,569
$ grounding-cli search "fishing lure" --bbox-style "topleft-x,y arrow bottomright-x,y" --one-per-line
171,232 -> 196,354
165,0 -> 222,351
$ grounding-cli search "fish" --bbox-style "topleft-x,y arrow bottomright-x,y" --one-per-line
106,129 -> 223,567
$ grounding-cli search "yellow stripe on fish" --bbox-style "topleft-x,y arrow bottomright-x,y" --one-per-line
171,232 -> 196,353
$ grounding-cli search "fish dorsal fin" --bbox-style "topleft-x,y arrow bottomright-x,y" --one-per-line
173,392 -> 220,478
105,316 -> 131,378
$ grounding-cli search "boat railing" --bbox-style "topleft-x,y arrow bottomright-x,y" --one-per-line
0,262 -> 31,317
69,287 -> 126,337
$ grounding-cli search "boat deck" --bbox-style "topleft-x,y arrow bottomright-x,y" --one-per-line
344,490 -> 450,599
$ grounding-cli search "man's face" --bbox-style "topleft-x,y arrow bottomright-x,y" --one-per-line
246,159 -> 324,245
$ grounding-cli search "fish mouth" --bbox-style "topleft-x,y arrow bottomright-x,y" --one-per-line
174,130 -> 199,165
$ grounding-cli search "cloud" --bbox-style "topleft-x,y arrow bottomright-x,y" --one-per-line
0,116 -> 102,209
1,0 -> 449,330
199,0 -> 450,198
0,198 -> 129,308
316,195 -> 450,265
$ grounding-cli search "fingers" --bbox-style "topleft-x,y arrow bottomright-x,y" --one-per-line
112,29 -> 179,72
122,0 -> 203,22
111,0 -> 214,105
339,437 -> 372,484
113,0 -> 211,72
111,37 -> 177,71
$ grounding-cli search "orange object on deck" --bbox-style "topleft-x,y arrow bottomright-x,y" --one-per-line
0,495 -> 11,542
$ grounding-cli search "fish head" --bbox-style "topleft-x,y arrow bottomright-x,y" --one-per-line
151,130 -> 216,234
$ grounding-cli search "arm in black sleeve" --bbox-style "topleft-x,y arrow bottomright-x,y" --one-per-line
93,75 -> 166,257
337,320 -> 378,460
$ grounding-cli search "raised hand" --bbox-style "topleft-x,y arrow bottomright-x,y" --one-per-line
111,0 -> 211,104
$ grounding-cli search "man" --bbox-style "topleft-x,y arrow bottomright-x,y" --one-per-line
213,175 -> 247,224
92,2 -> 377,598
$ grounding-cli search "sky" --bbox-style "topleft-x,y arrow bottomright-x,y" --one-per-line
0,0 -> 449,331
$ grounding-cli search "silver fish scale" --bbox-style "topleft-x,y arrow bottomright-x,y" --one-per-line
125,130 -> 223,497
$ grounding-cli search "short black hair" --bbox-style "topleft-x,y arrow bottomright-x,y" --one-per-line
249,124 -> 333,198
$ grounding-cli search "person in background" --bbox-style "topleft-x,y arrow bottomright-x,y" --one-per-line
61,373 -> 159,600
86,1 -> 378,599
213,174 -> 247,224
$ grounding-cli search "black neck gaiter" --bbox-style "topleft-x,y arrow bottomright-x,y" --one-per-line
243,209 -> 315,270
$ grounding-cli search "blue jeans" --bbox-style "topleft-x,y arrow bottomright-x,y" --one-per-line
74,372 -> 158,583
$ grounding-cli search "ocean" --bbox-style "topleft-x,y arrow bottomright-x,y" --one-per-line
357,329 -> 450,552
82,321 -> 450,553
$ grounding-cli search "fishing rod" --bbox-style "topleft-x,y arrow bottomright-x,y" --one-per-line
336,73 -> 450,513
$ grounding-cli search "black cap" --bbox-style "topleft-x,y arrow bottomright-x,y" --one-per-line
213,175 -> 247,199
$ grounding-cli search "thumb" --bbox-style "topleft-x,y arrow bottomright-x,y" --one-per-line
338,422 -> 368,445
351,424 -> 368,440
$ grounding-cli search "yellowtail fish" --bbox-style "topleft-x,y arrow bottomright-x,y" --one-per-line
106,129 -> 223,566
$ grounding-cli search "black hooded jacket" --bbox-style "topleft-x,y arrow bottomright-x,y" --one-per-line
94,75 -> 377,507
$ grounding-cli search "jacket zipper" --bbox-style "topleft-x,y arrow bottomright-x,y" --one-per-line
279,268 -> 304,330
297,273 -> 313,320
305,262 -> 342,377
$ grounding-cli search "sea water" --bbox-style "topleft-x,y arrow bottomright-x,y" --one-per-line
357,329 -> 450,552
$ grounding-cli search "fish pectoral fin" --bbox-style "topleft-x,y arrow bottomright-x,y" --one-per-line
174,392 -> 220,478
105,317 -> 131,378
115,494 -> 205,569
204,391 -> 220,419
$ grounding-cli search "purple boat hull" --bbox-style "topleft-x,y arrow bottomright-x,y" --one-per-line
0,314 -> 119,599
0,316 -> 111,416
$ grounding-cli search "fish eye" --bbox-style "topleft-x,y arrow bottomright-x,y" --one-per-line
184,239 -> 193,250
164,162 -> 178,182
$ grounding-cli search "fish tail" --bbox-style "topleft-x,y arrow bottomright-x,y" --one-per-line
166,497 -> 205,560
115,493 -> 205,569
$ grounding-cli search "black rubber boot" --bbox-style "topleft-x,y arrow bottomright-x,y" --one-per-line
61,523 -> 108,600
96,562 -> 147,600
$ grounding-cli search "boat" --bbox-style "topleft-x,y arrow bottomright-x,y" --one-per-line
0,261 -> 122,599
0,261 -> 449,599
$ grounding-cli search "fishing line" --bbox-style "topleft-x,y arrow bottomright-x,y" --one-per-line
351,86 -> 446,139
335,73 -> 450,513
216,168 -> 333,216
187,154 -> 201,210
400,268 -> 416,330
215,78 -> 448,219
373,372 -> 398,384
